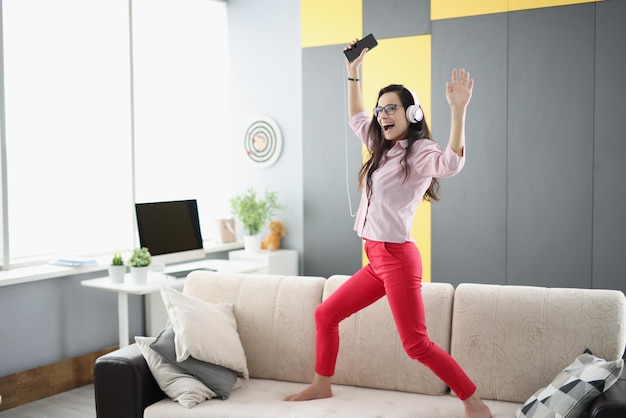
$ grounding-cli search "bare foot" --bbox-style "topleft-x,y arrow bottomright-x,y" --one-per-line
284,374 -> 333,401
462,393 -> 492,418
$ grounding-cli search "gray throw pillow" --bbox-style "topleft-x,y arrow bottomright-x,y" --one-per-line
151,322 -> 238,400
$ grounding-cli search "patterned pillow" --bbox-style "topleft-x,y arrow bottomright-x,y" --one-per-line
516,351 -> 623,418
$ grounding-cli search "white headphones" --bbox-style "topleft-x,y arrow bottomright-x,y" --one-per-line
406,88 -> 424,124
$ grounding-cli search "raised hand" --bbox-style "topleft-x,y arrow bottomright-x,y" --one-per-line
344,38 -> 367,73
446,68 -> 474,110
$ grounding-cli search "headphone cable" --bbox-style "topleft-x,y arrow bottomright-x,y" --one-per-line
343,65 -> 358,218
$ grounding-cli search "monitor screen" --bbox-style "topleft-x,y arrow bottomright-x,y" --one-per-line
135,199 -> 205,265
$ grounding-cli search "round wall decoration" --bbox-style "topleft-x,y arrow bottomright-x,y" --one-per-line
243,117 -> 283,168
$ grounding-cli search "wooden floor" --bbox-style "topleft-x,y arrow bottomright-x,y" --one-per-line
0,385 -> 96,418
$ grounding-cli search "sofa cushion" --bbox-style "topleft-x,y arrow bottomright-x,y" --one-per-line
516,351 -> 623,418
135,336 -> 217,408
160,285 -> 249,379
143,378 -> 522,418
183,271 -> 326,384
150,322 -> 239,399
324,275 -> 455,396
451,283 -> 626,403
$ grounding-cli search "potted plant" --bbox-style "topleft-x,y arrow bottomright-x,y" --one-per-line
230,187 -> 282,252
108,252 -> 126,283
127,247 -> 151,284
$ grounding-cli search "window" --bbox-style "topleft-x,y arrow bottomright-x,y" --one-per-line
0,0 -> 229,267
132,0 -> 232,232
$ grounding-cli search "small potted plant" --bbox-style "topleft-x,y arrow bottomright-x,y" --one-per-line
108,252 -> 126,283
127,247 -> 151,284
230,187 -> 282,252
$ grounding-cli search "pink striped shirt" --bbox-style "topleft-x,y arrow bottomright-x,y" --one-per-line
349,111 -> 465,243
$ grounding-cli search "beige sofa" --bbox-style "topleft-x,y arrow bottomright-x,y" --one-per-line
94,271 -> 626,417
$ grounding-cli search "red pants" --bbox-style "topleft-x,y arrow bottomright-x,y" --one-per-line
314,240 -> 476,400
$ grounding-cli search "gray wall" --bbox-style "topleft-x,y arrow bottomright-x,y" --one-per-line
302,45 -> 362,277
0,252 -> 233,377
432,2 -> 626,291
0,271 -> 144,376
592,1 -> 626,290
301,1 -> 626,292
227,0 -> 305,272
431,12 -> 508,286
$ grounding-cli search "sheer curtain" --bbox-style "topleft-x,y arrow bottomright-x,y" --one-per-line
1,0 -> 230,266
2,0 -> 134,262
132,0 -> 231,240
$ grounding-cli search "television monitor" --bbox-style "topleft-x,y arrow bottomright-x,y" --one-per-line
135,199 -> 205,266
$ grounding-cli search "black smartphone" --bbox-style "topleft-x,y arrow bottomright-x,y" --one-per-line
343,33 -> 378,62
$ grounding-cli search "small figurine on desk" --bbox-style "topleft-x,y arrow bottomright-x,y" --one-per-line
261,220 -> 285,251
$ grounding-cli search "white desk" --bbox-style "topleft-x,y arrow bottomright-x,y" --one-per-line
81,259 -> 266,347
228,249 -> 298,275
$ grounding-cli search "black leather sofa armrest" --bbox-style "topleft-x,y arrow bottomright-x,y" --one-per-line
586,364 -> 626,418
94,343 -> 165,418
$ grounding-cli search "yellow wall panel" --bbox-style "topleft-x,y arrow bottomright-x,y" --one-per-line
301,0 -> 362,48
509,0 -> 600,12
432,0 -> 600,20
361,36 -> 433,282
431,0 -> 507,20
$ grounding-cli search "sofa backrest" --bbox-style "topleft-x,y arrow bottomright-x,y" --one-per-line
183,272 -> 626,403
184,271 -> 326,384
325,275 -> 455,396
451,283 -> 626,403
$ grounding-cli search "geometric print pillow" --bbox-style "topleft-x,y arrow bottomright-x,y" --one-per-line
516,350 -> 624,418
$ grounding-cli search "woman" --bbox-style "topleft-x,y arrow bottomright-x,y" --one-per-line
285,39 -> 492,418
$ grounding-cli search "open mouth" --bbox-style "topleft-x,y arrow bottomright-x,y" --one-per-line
383,124 -> 394,132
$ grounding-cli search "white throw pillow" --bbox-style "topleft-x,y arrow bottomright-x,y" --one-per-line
516,351 -> 623,418
134,336 -> 216,408
160,285 -> 249,379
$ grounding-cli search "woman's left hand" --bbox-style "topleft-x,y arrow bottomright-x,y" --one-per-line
446,68 -> 474,110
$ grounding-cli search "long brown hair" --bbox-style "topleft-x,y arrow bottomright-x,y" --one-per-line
358,84 -> 440,201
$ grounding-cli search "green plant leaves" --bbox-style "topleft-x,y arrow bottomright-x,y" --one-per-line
127,247 -> 151,267
230,188 -> 283,236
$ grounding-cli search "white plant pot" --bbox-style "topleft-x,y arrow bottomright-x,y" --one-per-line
243,234 -> 262,253
130,266 -> 149,285
108,265 -> 126,283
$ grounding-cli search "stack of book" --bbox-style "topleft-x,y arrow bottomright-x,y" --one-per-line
48,257 -> 97,268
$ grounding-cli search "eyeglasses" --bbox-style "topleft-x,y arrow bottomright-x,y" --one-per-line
373,104 -> 402,118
